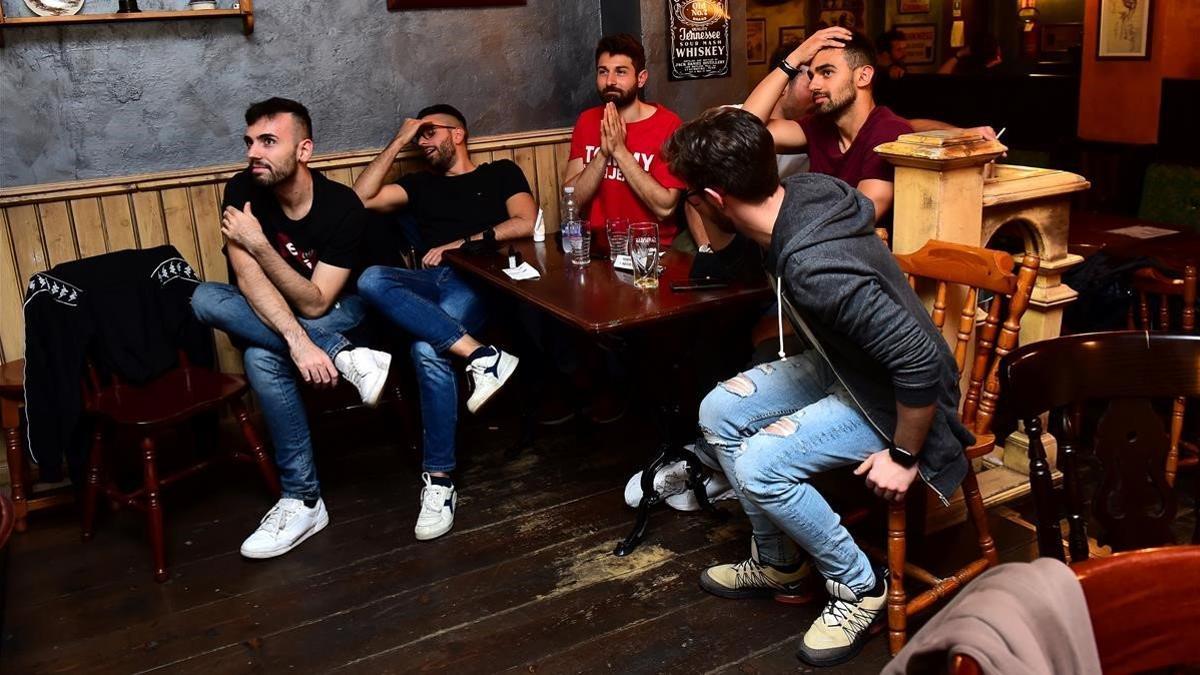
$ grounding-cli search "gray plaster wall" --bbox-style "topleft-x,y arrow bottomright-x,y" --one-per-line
0,0 -> 749,188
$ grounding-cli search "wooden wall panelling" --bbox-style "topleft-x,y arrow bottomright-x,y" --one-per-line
99,194 -> 137,251
534,144 -> 560,233
160,188 -> 201,271
469,150 -> 492,166
325,167 -> 354,188
6,205 -> 48,292
513,146 -> 538,203
0,210 -> 23,363
186,182 -> 242,375
37,202 -> 76,267
131,191 -> 167,249
490,148 -> 514,163
68,199 -> 107,259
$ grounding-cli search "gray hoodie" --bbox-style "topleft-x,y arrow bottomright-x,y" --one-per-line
766,173 -> 972,501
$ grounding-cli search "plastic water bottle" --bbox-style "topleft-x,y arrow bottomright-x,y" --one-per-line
561,186 -> 583,257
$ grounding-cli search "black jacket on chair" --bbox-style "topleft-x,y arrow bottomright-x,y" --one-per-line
22,246 -> 212,482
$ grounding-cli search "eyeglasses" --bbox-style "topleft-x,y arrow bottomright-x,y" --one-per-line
684,188 -> 707,205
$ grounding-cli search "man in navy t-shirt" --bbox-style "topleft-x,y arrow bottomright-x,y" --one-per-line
354,104 -> 535,542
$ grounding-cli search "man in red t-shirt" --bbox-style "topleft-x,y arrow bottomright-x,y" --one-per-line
564,33 -> 686,244
744,29 -> 912,232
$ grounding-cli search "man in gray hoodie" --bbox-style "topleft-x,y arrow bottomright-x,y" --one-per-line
663,107 -> 972,667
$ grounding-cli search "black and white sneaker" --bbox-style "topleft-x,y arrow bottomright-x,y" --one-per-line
465,347 -> 518,414
796,575 -> 887,667
414,472 -> 457,541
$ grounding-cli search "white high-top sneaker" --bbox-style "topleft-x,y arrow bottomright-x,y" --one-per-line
240,497 -> 330,559
414,472 -> 457,541
334,347 -> 391,407
464,347 -> 518,414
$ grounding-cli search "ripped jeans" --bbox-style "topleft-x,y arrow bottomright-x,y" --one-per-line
696,351 -> 882,594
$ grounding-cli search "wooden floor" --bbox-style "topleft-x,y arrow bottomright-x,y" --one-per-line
0,404 -> 1193,674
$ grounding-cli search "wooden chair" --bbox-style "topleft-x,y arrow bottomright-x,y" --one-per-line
881,240 -> 1040,654
1000,332 -> 1200,562
953,546 -> 1200,674
81,351 -> 280,582
1125,263 -> 1199,484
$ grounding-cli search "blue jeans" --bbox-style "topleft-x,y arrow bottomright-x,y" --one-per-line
696,351 -> 882,594
191,282 -> 367,500
357,265 -> 487,473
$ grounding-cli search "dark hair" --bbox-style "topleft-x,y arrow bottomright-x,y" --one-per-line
664,108 -> 779,204
245,97 -> 313,140
877,28 -> 905,54
823,31 -> 876,71
769,40 -> 801,72
595,33 -> 646,72
416,103 -> 469,137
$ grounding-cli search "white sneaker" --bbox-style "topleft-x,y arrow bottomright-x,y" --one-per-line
415,472 -> 457,541
623,460 -> 735,510
334,347 -> 392,407
465,347 -> 518,414
796,576 -> 887,667
665,473 -> 737,511
240,497 -> 329,559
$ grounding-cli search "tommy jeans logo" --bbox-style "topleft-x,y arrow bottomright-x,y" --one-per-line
583,146 -> 656,183
24,273 -> 82,308
151,257 -> 200,286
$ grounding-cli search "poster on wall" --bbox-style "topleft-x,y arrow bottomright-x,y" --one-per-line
667,0 -> 731,80
898,0 -> 930,14
746,17 -> 766,66
817,0 -> 865,33
1097,0 -> 1152,60
897,24 -> 936,65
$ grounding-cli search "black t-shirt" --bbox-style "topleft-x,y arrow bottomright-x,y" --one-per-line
395,160 -> 531,251
222,169 -> 365,281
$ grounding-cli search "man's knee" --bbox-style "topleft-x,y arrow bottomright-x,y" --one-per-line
242,346 -> 289,383
356,265 -> 391,300
735,432 -> 797,502
190,282 -> 234,323
698,374 -> 757,440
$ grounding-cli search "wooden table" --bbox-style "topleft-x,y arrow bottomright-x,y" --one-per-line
446,239 -> 771,555
1070,212 -> 1200,267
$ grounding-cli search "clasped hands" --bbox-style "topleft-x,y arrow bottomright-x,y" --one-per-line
597,102 -> 629,161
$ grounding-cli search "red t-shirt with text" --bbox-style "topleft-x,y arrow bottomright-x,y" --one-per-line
568,103 -> 687,242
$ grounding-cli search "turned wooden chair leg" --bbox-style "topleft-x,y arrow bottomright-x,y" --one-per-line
81,428 -> 106,542
232,401 -> 280,498
3,401 -> 28,533
887,499 -> 908,655
961,467 -> 999,566
140,436 -> 168,583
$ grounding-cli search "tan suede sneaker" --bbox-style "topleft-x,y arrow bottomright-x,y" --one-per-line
699,540 -> 814,603
796,577 -> 887,667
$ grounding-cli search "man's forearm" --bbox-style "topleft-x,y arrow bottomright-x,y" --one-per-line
354,134 -> 407,202
566,153 -> 608,208
245,239 -> 330,318
230,248 -> 309,346
611,150 -> 677,220
743,68 -> 791,122
893,401 -> 936,454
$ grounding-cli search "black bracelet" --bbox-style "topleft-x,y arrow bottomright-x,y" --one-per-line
778,60 -> 801,80
482,227 -> 497,246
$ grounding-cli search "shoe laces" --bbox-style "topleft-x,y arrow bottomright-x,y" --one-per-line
420,474 -> 451,513
259,502 -> 298,535
731,558 -> 774,588
820,594 -> 874,636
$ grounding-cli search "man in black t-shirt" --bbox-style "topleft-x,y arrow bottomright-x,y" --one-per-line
354,103 -> 534,541
192,98 -> 391,560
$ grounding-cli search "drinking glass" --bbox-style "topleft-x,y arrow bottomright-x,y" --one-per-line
605,217 -> 630,260
569,221 -> 592,266
628,222 -> 660,289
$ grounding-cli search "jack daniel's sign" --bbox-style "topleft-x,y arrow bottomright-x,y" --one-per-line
667,0 -> 731,81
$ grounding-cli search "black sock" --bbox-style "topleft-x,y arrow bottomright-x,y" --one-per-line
768,560 -> 803,574
429,474 -> 454,488
467,345 -> 497,363
863,571 -> 885,597
302,498 -> 318,508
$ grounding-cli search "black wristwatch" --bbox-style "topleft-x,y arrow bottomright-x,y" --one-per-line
481,227 -> 497,246
888,444 -> 919,468
778,60 -> 802,80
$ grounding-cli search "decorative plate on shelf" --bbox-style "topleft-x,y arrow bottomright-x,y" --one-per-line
23,0 -> 85,17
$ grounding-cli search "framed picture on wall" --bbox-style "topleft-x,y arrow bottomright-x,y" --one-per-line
1041,23 -> 1083,53
1096,0 -> 1152,60
747,18 -> 767,65
897,0 -> 931,14
778,25 -> 806,49
897,24 -> 936,65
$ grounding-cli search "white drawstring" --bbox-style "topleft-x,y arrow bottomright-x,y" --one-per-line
776,281 -> 787,361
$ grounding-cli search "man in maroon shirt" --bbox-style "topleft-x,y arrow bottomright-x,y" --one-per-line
743,28 -> 911,231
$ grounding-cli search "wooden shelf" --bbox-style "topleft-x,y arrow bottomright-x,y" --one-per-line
0,2 -> 254,47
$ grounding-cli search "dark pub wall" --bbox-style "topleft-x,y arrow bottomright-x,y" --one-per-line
0,0 -> 606,188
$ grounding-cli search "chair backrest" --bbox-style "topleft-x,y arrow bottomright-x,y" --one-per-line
1125,263 -> 1197,333
892,240 -> 1040,436
1001,332 -> 1200,559
954,546 -> 1200,675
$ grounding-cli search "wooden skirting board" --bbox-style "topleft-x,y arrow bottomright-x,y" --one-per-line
0,127 -> 573,370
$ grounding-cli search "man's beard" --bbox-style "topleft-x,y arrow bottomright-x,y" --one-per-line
426,138 -> 456,172
813,83 -> 856,117
600,85 -> 639,108
249,155 -> 297,187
